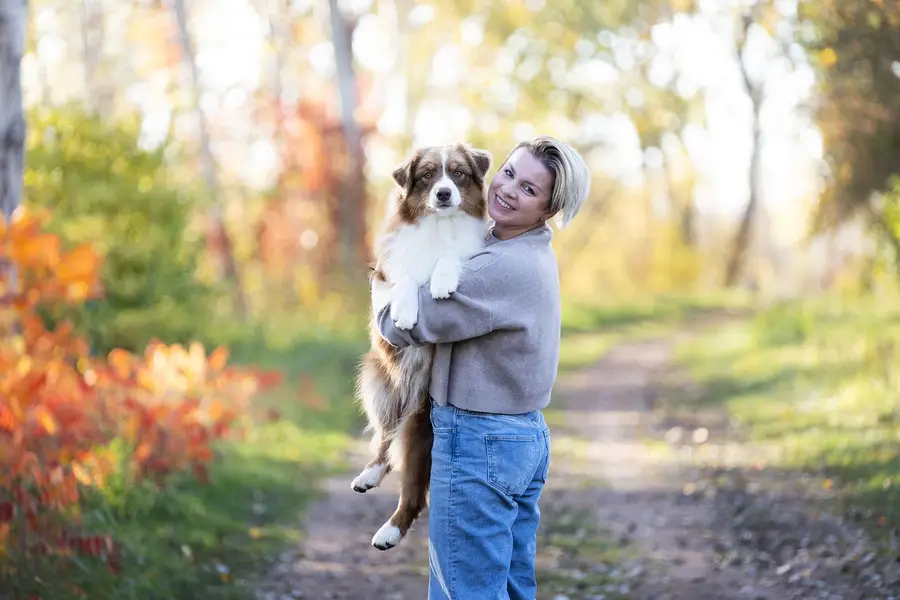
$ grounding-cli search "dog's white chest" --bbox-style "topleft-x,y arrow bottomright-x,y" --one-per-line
384,215 -> 486,284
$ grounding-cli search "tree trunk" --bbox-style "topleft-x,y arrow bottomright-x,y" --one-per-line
79,0 -> 112,115
0,0 -> 26,220
724,12 -> 763,287
327,0 -> 369,270
171,0 -> 247,317
724,108 -> 762,286
660,150 -> 696,247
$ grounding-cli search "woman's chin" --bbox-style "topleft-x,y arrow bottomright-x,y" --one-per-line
487,205 -> 509,224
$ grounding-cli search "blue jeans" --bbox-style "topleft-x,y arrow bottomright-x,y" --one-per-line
427,401 -> 551,600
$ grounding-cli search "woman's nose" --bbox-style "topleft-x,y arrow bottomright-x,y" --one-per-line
500,181 -> 517,199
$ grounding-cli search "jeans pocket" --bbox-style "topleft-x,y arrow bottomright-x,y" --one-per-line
485,434 -> 539,496
429,405 -> 455,433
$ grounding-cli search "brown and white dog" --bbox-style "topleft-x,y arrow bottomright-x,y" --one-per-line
353,143 -> 492,550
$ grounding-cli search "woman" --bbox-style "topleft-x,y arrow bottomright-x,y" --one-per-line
374,135 -> 591,599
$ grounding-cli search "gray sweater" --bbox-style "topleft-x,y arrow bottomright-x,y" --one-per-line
375,224 -> 561,414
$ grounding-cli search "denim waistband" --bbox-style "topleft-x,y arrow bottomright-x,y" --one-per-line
429,397 -> 544,425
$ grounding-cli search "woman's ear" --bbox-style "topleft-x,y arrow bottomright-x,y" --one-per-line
541,209 -> 559,223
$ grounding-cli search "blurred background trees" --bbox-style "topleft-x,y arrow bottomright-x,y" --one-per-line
8,0 -> 900,343
6,1 -> 900,597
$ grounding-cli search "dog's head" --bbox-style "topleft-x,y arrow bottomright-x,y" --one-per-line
391,144 -> 492,223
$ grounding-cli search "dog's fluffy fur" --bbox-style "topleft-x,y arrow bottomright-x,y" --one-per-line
353,143 -> 492,551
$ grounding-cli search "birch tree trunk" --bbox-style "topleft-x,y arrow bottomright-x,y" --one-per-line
171,0 -> 248,316
327,0 -> 368,270
1,0 -> 26,220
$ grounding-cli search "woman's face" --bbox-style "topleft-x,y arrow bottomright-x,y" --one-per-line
487,148 -> 555,238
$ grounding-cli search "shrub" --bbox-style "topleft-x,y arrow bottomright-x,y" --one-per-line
0,207 -> 279,596
23,105 -> 215,354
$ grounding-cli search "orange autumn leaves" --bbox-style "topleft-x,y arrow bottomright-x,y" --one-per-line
0,207 -> 102,306
0,206 -> 281,572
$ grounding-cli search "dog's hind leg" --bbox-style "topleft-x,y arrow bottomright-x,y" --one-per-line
371,402 -> 433,550
353,352 -> 398,493
352,430 -> 393,493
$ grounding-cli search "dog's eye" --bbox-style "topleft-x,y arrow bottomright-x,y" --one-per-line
455,170 -> 465,177
423,172 -> 433,179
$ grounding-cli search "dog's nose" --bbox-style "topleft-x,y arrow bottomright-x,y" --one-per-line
436,188 -> 452,204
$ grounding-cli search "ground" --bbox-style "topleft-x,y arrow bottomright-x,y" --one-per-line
255,328 -> 900,600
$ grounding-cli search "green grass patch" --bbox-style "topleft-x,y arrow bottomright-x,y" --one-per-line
673,294 -> 900,538
557,292 -> 745,374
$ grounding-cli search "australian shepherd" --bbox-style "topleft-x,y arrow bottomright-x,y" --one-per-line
353,143 -> 492,550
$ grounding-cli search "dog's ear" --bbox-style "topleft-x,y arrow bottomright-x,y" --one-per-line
392,151 -> 419,191
468,147 -> 492,180
392,160 -> 410,189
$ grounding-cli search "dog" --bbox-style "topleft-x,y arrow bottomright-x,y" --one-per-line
352,142 -> 492,551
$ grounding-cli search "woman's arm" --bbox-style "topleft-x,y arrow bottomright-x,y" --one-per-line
374,268 -> 495,347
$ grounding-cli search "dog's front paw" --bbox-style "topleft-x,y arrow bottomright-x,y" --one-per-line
429,267 -> 460,299
390,292 -> 418,330
371,278 -> 393,313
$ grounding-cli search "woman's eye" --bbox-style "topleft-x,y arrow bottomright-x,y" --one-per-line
504,169 -> 513,177
523,186 -> 534,195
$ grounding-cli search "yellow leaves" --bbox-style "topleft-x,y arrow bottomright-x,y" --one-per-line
669,0 -> 694,11
248,527 -> 263,540
818,47 -> 838,68
137,342 -> 230,395
34,406 -> 58,436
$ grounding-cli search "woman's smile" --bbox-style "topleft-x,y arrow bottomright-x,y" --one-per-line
494,194 -> 516,211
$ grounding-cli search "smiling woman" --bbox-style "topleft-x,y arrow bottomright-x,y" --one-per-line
372,135 -> 592,600
489,136 -> 591,240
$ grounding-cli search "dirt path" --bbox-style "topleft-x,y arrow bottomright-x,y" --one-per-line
545,337 -> 794,599
256,334 -> 898,600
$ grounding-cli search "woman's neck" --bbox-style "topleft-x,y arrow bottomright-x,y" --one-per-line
492,221 -> 546,241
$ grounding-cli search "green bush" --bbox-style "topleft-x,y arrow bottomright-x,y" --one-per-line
24,105 -> 216,354
751,300 -> 814,347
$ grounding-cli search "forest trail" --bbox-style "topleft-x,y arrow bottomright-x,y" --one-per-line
255,332 -> 897,600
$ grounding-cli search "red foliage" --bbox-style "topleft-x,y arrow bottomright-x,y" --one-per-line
0,207 -> 281,572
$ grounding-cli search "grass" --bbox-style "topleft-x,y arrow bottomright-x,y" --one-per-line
7,328 -> 368,600
672,294 -> 900,539
557,291 -> 746,373
8,293 -> 741,599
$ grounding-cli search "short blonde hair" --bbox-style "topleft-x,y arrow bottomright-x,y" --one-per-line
503,135 -> 591,228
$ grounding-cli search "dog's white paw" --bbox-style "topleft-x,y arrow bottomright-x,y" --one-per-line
390,293 -> 418,330
351,464 -> 387,493
372,521 -> 403,551
429,268 -> 459,300
371,279 -> 393,314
